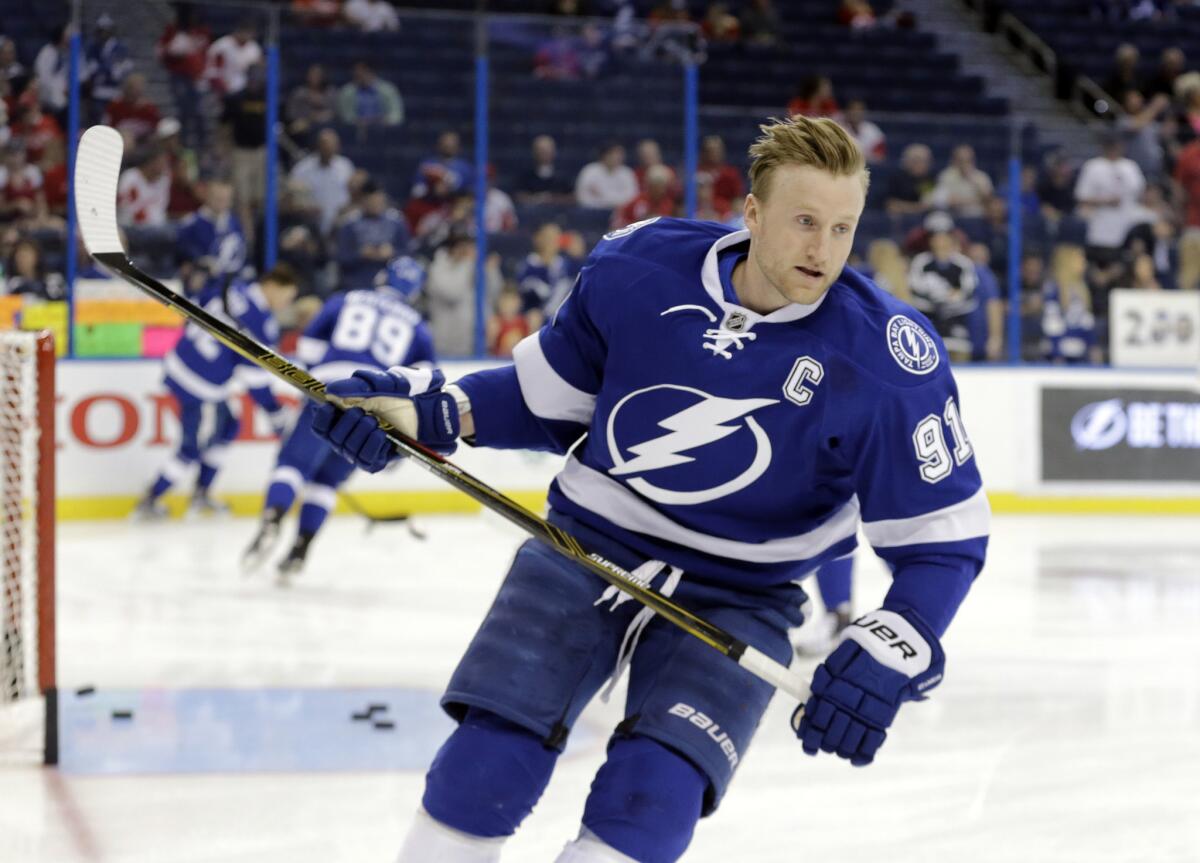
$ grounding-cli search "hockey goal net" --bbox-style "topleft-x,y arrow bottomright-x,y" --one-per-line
0,329 -> 56,765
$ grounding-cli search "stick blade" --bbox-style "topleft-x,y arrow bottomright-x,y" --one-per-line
74,125 -> 126,257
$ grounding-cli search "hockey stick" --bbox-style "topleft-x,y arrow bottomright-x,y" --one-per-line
74,125 -> 810,703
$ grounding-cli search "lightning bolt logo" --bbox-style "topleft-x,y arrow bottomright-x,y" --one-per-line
606,385 -> 780,506
610,396 -> 778,476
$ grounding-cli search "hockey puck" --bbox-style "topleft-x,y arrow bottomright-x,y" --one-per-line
111,710 -> 133,720
372,720 -> 396,731
75,686 -> 96,696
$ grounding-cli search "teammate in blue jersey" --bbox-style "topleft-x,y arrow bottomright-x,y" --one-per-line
133,265 -> 298,519
241,256 -> 435,582
312,117 -> 990,863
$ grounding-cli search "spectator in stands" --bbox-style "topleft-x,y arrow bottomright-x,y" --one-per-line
634,137 -> 679,197
1102,43 -> 1143,108
615,163 -> 678,227
38,137 -> 67,218
0,37 -> 29,95
425,227 -> 502,356
1037,150 -> 1077,228
2,238 -> 64,301
535,26 -> 585,81
516,222 -> 577,324
220,62 -> 270,252
885,143 -> 935,216
103,73 -> 162,146
931,144 -> 994,218
286,64 -> 337,152
1146,46 -> 1186,100
290,127 -> 355,236
488,287 -> 532,358
292,0 -> 343,28
788,74 -> 839,119
411,130 -> 472,198
907,212 -> 980,361
695,134 -> 744,211
1119,91 -> 1170,181
739,0 -> 781,45
157,3 -> 210,150
514,134 -> 573,203
840,99 -> 885,164
337,61 -> 403,129
277,178 -> 326,296
343,0 -> 400,32
837,0 -> 877,29
965,242 -> 1005,362
412,191 -> 474,257
1075,132 -> 1146,266
85,14 -> 132,123
0,143 -> 48,227
1041,243 -> 1099,364
693,173 -> 732,222
1177,79 -> 1200,141
117,149 -> 172,227
206,20 -> 262,98
866,238 -> 910,302
33,25 -> 70,119
157,118 -> 202,217
336,180 -> 410,289
484,167 -> 518,234
576,141 -> 638,209
701,3 -> 742,42
1123,250 -> 1164,290
11,101 -> 63,164
1177,229 -> 1200,290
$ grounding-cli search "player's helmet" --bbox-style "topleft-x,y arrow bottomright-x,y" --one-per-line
378,255 -> 426,303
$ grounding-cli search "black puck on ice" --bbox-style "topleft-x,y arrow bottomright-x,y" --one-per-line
372,720 -> 396,731
111,710 -> 133,720
76,686 -> 96,696
351,703 -> 389,721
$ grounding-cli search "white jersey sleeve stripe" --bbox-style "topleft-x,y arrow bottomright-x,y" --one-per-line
234,363 -> 274,389
512,333 -> 597,425
296,336 -> 328,366
163,350 -> 232,401
555,457 -> 860,564
861,487 -> 991,548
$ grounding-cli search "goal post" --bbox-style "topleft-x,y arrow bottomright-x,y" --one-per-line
0,329 -> 57,766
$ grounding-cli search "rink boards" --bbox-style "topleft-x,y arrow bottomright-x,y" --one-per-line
51,359 -> 1200,518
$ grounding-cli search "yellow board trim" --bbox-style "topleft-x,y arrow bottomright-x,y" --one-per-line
57,489 -> 1200,521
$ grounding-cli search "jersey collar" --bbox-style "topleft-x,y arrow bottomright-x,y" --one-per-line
702,229 -> 828,325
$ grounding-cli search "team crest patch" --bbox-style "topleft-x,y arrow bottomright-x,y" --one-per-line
886,315 -> 940,375
724,311 -> 748,332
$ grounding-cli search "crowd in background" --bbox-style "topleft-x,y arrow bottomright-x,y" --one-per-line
4,0 -> 1200,363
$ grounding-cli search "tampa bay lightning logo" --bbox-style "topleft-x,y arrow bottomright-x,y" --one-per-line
1070,399 -> 1127,451
887,315 -> 939,375
606,384 -> 779,505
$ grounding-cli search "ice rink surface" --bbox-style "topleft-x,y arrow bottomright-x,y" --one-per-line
3,510 -> 1199,862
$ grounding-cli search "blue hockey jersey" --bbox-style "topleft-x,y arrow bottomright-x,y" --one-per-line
296,287 -> 437,382
459,218 -> 990,633
164,278 -> 280,404
176,208 -> 247,277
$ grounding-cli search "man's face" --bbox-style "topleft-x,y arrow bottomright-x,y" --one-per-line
438,133 -> 460,158
929,231 -> 955,260
743,164 -> 865,306
702,137 -> 724,163
317,131 -> 339,159
208,183 -> 233,213
533,136 -> 555,163
535,224 -> 561,255
262,280 -> 297,313
364,190 -> 387,216
602,146 -> 624,168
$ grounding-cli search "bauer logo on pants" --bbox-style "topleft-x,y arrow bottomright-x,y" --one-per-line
668,703 -> 739,768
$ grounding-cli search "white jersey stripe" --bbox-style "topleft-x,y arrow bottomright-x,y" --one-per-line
555,457 -> 860,564
861,487 -> 991,548
513,333 -> 597,425
164,350 -> 232,401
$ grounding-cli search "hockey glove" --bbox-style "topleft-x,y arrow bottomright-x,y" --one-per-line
793,607 -> 944,766
313,367 -> 460,472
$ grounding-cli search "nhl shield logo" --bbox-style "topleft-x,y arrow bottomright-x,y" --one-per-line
724,311 -> 748,332
886,315 -> 940,375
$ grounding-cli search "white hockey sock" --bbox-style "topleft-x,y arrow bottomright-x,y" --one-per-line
395,808 -> 506,863
554,828 -> 640,863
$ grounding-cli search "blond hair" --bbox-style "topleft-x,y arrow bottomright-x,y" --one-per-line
748,115 -> 869,199
1051,244 -> 1091,312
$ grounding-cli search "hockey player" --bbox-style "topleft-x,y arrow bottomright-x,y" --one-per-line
175,180 -> 246,295
241,256 -> 435,582
314,117 -> 990,862
133,264 -> 298,519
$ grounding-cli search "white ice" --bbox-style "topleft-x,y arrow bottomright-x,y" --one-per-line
2,511 -> 1199,862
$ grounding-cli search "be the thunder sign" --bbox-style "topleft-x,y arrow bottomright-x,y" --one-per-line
1041,387 -> 1200,481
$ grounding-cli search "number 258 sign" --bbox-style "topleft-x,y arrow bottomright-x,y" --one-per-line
1110,289 -> 1200,368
